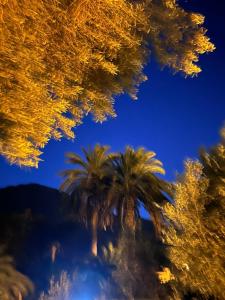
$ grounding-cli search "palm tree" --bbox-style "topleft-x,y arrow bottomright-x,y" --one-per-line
0,248 -> 33,300
60,144 -> 114,256
108,146 -> 168,235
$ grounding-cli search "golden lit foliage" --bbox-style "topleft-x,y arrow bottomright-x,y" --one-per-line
147,0 -> 215,76
161,157 -> 225,299
157,267 -> 174,284
0,0 -> 215,167
0,249 -> 33,300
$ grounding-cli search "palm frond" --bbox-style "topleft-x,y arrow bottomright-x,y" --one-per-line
65,152 -> 88,169
0,250 -> 33,300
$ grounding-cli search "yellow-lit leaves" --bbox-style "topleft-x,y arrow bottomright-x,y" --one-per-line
157,267 -> 175,284
0,0 -> 214,166
162,157 -> 225,299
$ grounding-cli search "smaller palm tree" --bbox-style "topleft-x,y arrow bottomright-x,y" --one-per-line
108,146 -> 168,235
60,144 -> 114,256
0,248 -> 33,300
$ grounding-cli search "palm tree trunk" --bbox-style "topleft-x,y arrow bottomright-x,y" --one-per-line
117,198 -> 124,229
149,207 -> 162,238
125,197 -> 136,231
91,210 -> 98,256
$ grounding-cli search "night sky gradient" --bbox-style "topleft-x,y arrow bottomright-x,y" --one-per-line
1,1 -> 225,194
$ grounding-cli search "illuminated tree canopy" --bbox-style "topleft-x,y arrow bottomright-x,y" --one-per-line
159,131 -> 225,299
0,0 -> 215,167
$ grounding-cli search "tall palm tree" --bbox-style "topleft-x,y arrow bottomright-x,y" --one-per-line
0,249 -> 33,300
60,144 -> 113,256
108,147 -> 168,235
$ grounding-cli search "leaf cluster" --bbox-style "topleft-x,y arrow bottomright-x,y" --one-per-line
161,131 -> 225,299
0,0 -> 214,166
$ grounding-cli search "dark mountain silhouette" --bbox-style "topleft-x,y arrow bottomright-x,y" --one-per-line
0,183 -> 64,222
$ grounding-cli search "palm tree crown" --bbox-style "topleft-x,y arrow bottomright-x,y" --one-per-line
60,144 -> 113,256
60,145 -> 169,255
108,146 -> 168,233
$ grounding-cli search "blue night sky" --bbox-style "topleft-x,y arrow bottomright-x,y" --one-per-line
0,0 -> 224,190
